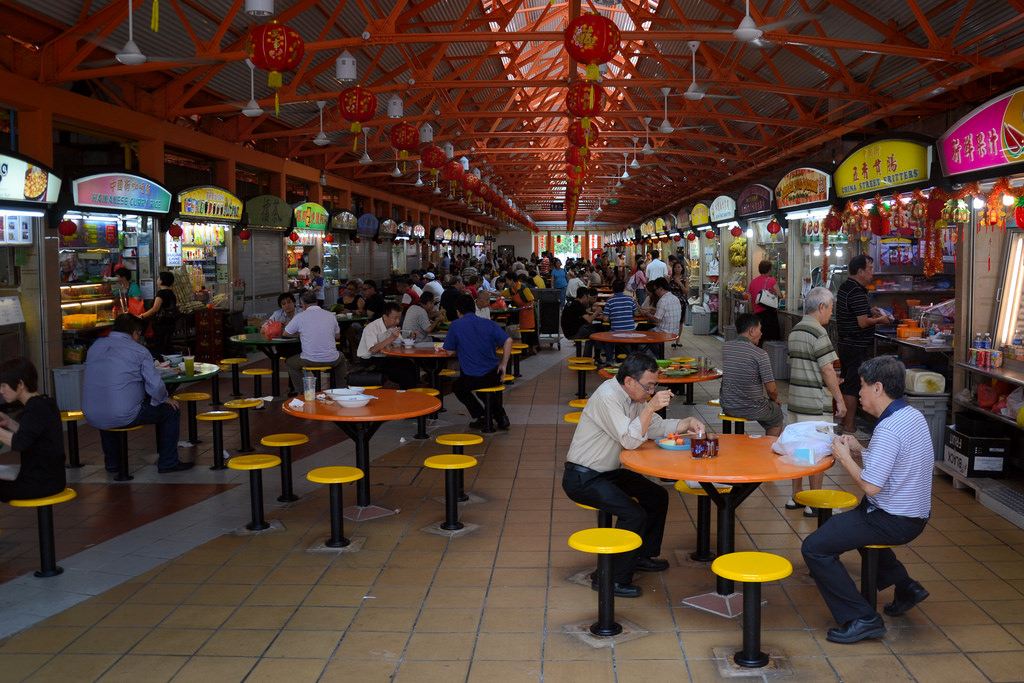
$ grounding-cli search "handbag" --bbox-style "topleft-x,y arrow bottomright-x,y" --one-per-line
263,320 -> 284,339
756,288 -> 779,309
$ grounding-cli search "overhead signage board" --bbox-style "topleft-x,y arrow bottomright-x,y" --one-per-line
736,184 -> 772,217
709,195 -> 737,223
0,154 -> 61,204
379,218 -> 398,236
836,140 -> 932,197
330,210 -> 357,231
293,202 -> 327,231
357,213 -> 379,236
245,194 -> 291,229
690,203 -> 710,226
775,168 -> 830,209
676,208 -> 691,229
72,173 -> 171,213
938,86 -> 1024,177
178,186 -> 242,221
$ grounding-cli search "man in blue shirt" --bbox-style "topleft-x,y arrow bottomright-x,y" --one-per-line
600,279 -> 638,365
802,356 -> 932,644
83,315 -> 192,473
443,294 -> 512,430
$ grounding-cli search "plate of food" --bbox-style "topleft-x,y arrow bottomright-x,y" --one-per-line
657,434 -> 691,450
663,369 -> 698,377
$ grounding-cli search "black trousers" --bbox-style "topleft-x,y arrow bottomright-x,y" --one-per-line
561,463 -> 669,583
453,369 -> 507,421
801,497 -> 928,624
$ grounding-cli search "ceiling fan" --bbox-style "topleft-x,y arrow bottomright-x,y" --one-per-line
241,60 -> 264,117
731,0 -> 816,46
656,88 -> 710,133
81,0 -> 220,68
393,161 -> 425,187
312,101 -> 330,146
683,42 -> 741,102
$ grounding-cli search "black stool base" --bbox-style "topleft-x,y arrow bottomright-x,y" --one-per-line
34,567 -> 63,578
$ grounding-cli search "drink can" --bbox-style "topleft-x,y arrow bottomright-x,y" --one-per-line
993,350 -> 1003,368
969,348 -> 977,365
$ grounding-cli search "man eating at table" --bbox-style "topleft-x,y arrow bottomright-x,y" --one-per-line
562,352 -> 706,598
802,356 -> 932,644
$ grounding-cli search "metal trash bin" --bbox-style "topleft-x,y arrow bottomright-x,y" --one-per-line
52,365 -> 86,412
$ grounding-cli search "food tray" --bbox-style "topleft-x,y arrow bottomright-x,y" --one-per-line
657,437 -> 691,451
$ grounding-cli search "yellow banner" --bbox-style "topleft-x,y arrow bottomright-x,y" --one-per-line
836,140 -> 931,198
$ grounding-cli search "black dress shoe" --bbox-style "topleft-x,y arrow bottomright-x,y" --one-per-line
497,416 -> 511,430
884,581 -> 929,616
826,614 -> 886,643
634,556 -> 670,572
590,580 -> 642,598
468,418 -> 486,430
158,462 -> 195,474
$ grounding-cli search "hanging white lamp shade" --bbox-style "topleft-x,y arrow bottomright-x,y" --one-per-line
335,51 -> 357,82
472,167 -> 481,178
442,142 -> 454,159
386,94 -> 404,118
244,0 -> 274,17
419,123 -> 433,144
459,156 -> 470,171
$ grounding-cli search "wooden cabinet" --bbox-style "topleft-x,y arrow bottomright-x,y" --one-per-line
194,308 -> 223,363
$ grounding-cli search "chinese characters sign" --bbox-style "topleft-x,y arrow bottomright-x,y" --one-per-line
836,140 -> 931,198
689,203 -> 710,226
736,184 -> 772,217
775,168 -> 829,208
938,86 -> 1024,177
178,186 -> 242,221
709,195 -> 737,223
293,202 -> 328,231
72,174 -> 171,213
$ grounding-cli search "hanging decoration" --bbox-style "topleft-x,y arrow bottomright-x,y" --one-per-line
821,214 -> 830,278
687,231 -> 697,241
338,86 -> 378,151
766,219 -> 782,235
353,235 -> 361,244
421,144 -> 446,179
58,220 -> 77,237
729,225 -> 742,237
324,234 -> 334,244
389,122 -> 420,170
440,159 -> 464,196
563,13 -> 621,82
566,81 -> 605,131
237,227 -> 251,244
567,119 -> 599,154
246,21 -> 305,116
566,146 -> 588,175
461,172 -> 481,203
289,231 -> 299,241
168,223 -> 183,239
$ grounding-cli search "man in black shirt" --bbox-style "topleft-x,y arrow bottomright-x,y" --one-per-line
835,255 -> 892,435
561,288 -> 604,363
361,280 -> 388,321
439,275 -> 466,321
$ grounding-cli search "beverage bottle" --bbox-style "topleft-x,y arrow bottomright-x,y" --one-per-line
983,332 -> 992,349
1014,329 -> 1023,346
974,332 -> 983,348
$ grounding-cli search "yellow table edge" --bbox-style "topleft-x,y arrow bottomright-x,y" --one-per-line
568,528 -> 642,554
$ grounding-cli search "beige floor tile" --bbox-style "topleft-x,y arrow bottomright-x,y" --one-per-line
898,653 -> 988,682
349,606 -> 420,632
262,566 -> 328,585
374,566 -> 437,586
432,567 -> 493,586
151,564 -> 219,584
884,624 -> 957,654
942,623 -> 1023,652
221,605 -> 296,630
920,600 -> 996,626
473,632 -> 543,660
38,602 -> 116,629
466,660 -> 542,682
63,626 -> 149,655
614,659 -> 689,679
196,629 -> 276,657
22,653 -> 118,683
541,632 -> 613,661
243,657 -> 327,682
317,566 -> 380,585
284,606 -> 357,630
207,565 -> 274,585
484,586 -> 550,609
364,585 -> 430,607
129,628 -> 214,656
182,583 -> 254,606
160,604 -> 235,630
321,659 -> 399,679
415,607 -> 483,633
242,584 -> 313,606
609,631 -> 684,659
403,632 -> 475,660
332,631 -> 409,660
0,627 -> 86,654
121,583 -> 196,606
829,654 -> 915,681
424,586 -> 488,609
169,655 -> 258,682
263,629 -> 344,658
932,562 -> 998,581
479,607 -> 545,633
540,659 -> 616,683
969,651 -> 1024,682
392,659 -> 470,682
96,654 -> 187,682
302,585 -> 368,607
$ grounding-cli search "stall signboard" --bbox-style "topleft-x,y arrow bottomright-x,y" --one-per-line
434,227 -> 445,242
938,86 -> 1024,177
836,140 -> 932,197
178,186 -> 242,221
245,194 -> 291,229
0,153 -> 61,204
690,203 -> 710,226
379,218 -> 398,237
709,195 -> 737,223
396,222 -> 412,239
654,218 -> 666,235
737,184 -> 773,217
330,210 -> 357,231
676,208 -> 691,229
443,228 -> 453,242
72,173 -> 171,213
474,234 -> 484,245
412,224 -> 426,238
775,168 -> 830,208
663,214 -> 677,234
293,202 -> 327,231
357,213 -> 379,236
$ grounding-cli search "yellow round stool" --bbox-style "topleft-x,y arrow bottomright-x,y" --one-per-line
718,413 -> 750,435
228,454 -> 281,531
242,368 -> 274,397
711,552 -> 793,668
675,480 -> 733,561
219,357 -> 248,397
568,528 -> 643,636
569,363 -> 597,400
438,369 -> 457,378
794,489 -> 859,528
424,454 -> 478,530
707,398 -> 721,407
60,410 -> 85,468
223,398 -> 263,453
563,411 -> 583,424
567,357 -> 592,364
302,365 -> 334,392
569,398 -> 588,408
103,425 -> 143,481
436,433 -> 483,502
196,410 -> 238,471
574,500 -> 611,528
472,385 -> 505,433
9,488 -> 77,577
175,392 -> 212,446
408,387 -> 441,436
307,466 -> 364,547
260,433 -> 309,503
673,357 -> 697,363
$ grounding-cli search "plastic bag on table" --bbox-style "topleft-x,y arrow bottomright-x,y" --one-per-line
771,420 -> 836,465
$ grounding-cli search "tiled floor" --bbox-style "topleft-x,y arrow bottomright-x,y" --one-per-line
1,328 -> 1023,682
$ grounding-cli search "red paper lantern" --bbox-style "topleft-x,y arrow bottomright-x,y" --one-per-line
389,122 -> 420,165
168,223 -> 183,239
462,172 -> 481,200
823,213 -> 841,234
566,145 -> 588,175
566,82 -> 605,130
247,21 -> 305,115
673,234 -> 682,242
766,219 -> 782,235
687,232 -> 697,241
574,235 -> 579,243
1014,198 -> 1024,227
338,86 -> 378,149
421,145 -> 446,176
440,160 -> 464,183
324,234 -> 334,244
353,235 -> 361,244
58,219 -> 77,237
730,226 -> 742,237
926,196 -> 945,221
289,231 -> 299,241
564,13 -> 621,81
557,236 -> 562,243
567,119 -> 599,151
869,211 -> 886,236
237,228 -> 251,243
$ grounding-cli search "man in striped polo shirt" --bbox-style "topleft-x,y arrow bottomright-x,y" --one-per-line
786,287 -> 846,514
802,356 -> 932,644
720,313 -> 784,436
599,279 -> 638,366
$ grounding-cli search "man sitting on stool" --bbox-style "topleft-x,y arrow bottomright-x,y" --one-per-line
802,356 -> 932,644
443,294 -> 511,430
720,313 -> 784,436
283,291 -> 346,394
562,352 -> 705,598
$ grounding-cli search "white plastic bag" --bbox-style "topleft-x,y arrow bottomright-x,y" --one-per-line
771,421 -> 836,465
1002,386 -> 1024,418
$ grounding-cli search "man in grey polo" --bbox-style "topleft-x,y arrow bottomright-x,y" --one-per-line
283,291 -> 345,393
720,313 -> 784,436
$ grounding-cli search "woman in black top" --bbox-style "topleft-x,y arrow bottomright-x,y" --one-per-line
140,271 -> 178,359
0,357 -> 65,502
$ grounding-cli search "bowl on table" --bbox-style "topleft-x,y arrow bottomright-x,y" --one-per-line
326,387 -> 364,398
656,359 -> 672,368
657,437 -> 690,450
334,394 -> 373,408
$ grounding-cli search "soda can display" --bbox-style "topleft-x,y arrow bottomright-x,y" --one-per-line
993,350 -> 1003,368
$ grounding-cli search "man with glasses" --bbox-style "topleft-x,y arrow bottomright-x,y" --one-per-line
562,353 -> 705,598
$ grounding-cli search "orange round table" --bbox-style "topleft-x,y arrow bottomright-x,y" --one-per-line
589,330 -> 678,345
382,344 -> 455,401
598,367 -> 722,405
282,389 -> 441,520
621,435 -> 833,617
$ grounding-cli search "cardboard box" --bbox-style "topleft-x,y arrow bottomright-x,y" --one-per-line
943,425 -> 1009,478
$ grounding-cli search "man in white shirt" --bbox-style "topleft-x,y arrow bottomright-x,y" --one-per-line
422,272 -> 444,300
356,302 -> 417,388
475,289 -> 492,319
563,353 -> 706,597
642,277 -> 681,358
283,291 -> 344,394
645,250 -> 668,281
